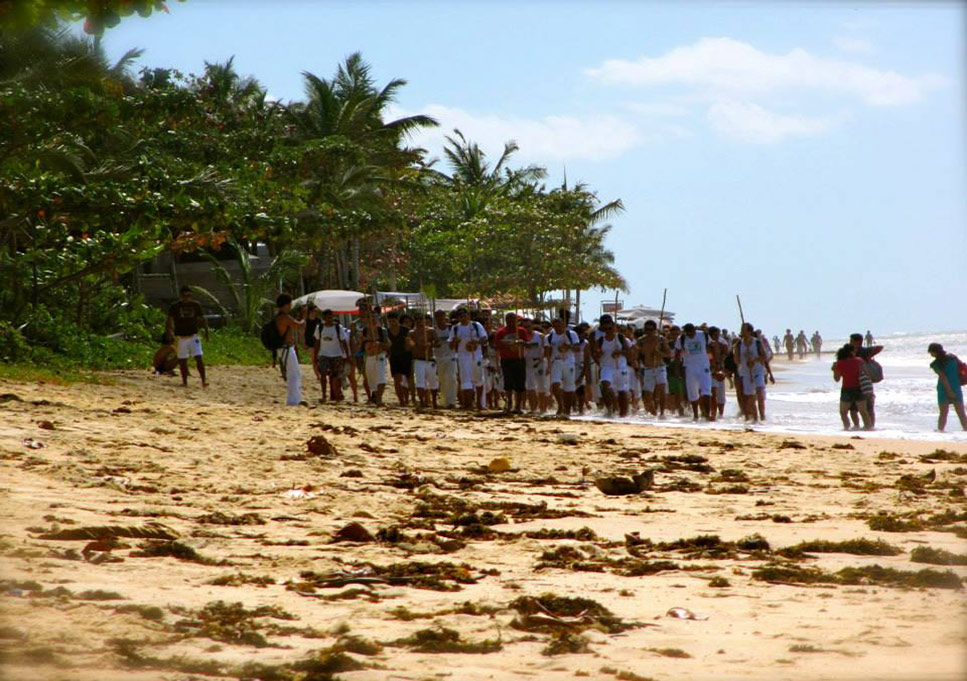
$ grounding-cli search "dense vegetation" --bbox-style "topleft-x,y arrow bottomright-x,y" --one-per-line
0,22 -> 626,373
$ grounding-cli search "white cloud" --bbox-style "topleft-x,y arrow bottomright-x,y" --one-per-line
585,37 -> 943,106
392,104 -> 646,162
832,36 -> 874,56
707,101 -> 844,144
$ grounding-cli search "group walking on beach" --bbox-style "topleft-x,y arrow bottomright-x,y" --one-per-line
158,289 -> 967,433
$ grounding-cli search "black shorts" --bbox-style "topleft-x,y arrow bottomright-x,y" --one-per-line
390,355 -> 412,377
840,387 -> 864,405
501,358 -> 526,393
318,356 -> 343,377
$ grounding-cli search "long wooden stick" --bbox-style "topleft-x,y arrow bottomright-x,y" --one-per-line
658,288 -> 667,329
736,294 -> 746,328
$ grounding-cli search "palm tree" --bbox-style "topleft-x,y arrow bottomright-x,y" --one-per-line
438,129 -> 546,218
286,53 -> 437,290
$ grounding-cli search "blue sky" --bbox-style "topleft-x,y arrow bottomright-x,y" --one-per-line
97,1 -> 965,338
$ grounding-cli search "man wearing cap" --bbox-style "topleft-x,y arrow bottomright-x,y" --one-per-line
166,286 -> 210,388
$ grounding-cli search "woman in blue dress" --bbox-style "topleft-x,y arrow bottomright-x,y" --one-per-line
928,343 -> 966,432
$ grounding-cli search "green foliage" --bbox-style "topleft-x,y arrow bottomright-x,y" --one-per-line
1,28 -> 628,374
0,1 -> 186,35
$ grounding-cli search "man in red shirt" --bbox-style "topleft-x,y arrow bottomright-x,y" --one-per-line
494,313 -> 531,413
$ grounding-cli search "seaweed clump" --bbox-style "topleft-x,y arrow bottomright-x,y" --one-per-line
777,538 -> 902,558
511,593 -> 636,634
910,546 -> 967,566
391,626 -> 501,653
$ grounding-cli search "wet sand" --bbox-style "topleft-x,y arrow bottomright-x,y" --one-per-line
1,365 -> 965,680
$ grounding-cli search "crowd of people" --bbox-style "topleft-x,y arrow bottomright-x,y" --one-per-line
158,288 -> 965,433
264,295 -> 787,424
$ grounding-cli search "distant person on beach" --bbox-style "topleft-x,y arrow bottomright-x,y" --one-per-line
166,286 -> 209,387
865,330 -> 874,347
833,344 -> 871,430
796,330 -> 808,359
927,343 -> 967,432
772,335 -> 781,354
783,329 -> 795,361
811,331 -> 823,358
273,294 -> 305,406
850,332 -> 882,428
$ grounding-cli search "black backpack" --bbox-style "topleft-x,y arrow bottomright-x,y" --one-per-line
260,315 -> 285,351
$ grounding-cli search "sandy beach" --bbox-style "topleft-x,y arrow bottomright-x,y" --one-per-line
2,365 -> 966,681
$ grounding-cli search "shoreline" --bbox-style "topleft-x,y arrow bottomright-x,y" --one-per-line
2,365 -> 965,681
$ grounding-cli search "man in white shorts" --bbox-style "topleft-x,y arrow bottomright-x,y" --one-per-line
594,315 -> 631,417
735,322 -> 768,423
707,326 -> 730,419
360,308 -> 390,405
522,318 -> 547,413
166,286 -> 209,388
675,323 -> 713,420
545,317 -> 579,415
638,319 -> 669,417
448,308 -> 486,410
408,313 -> 439,408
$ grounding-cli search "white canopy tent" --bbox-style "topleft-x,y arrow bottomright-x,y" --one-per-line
615,304 -> 675,329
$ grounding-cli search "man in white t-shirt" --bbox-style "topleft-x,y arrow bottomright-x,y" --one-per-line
448,308 -> 486,410
545,317 -> 579,415
522,318 -> 546,413
674,322 -> 712,420
312,308 -> 351,403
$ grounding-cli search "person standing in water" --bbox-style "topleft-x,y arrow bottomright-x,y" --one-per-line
928,343 -> 967,432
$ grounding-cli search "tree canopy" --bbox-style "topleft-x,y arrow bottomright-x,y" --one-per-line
1,25 -> 627,351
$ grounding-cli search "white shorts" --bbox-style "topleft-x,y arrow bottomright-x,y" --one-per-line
176,335 -> 203,359
712,378 -> 727,405
684,366 -> 712,402
550,361 -> 576,392
457,353 -> 483,390
413,359 -> 438,390
739,367 -> 766,396
525,358 -> 547,392
600,366 -> 630,392
640,366 -> 667,392
365,353 -> 387,390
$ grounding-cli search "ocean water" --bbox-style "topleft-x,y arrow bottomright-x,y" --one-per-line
578,330 -> 967,443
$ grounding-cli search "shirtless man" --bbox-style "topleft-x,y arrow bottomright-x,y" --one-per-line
638,319 -> 670,417
811,331 -> 823,358
274,294 -> 305,407
783,329 -> 795,361
796,330 -> 809,359
407,314 -> 439,409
